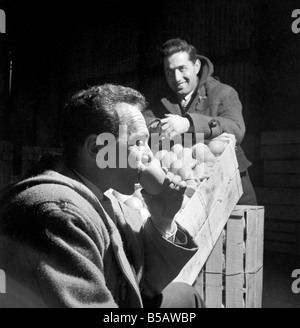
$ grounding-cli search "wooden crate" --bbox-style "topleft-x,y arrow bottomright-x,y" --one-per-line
194,206 -> 265,308
0,141 -> 14,190
22,146 -> 62,175
174,134 -> 243,284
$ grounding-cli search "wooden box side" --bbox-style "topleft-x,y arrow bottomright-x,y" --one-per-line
174,136 -> 243,284
193,205 -> 265,308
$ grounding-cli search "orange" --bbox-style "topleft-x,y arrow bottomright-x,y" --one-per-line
208,140 -> 226,155
124,196 -> 144,210
161,152 -> 178,169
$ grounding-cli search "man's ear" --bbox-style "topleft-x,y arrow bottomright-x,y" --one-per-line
84,134 -> 99,159
195,59 -> 201,74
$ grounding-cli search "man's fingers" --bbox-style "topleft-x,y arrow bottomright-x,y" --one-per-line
164,172 -> 187,193
161,123 -> 171,131
166,171 -> 175,181
169,131 -> 179,139
178,180 -> 187,188
161,118 -> 169,124
171,174 -> 182,185
141,189 -> 154,204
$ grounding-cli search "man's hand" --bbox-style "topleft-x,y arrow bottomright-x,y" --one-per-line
161,114 -> 190,139
141,171 -> 187,233
148,119 -> 162,134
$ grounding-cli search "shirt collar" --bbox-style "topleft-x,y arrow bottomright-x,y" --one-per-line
178,79 -> 199,105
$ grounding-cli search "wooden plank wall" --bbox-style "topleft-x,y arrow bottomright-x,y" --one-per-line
257,130 -> 300,255
5,0 -> 300,185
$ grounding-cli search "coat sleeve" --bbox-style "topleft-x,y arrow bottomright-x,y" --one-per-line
143,108 -> 160,127
186,85 -> 246,145
1,200 -> 119,308
142,218 -> 198,298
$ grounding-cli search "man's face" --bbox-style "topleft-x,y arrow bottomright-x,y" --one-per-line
115,103 -> 153,194
164,51 -> 201,99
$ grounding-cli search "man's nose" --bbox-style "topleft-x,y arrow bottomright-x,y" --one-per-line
175,69 -> 183,82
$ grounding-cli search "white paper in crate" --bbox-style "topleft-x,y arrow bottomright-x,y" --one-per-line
174,133 -> 243,285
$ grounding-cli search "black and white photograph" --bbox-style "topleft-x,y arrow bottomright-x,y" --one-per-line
0,0 -> 299,310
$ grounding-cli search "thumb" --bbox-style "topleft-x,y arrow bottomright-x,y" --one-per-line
141,189 -> 154,205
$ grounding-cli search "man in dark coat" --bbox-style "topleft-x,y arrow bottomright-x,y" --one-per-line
0,84 -> 204,308
143,38 -> 257,205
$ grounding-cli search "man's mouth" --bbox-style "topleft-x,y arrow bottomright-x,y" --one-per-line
176,82 -> 187,88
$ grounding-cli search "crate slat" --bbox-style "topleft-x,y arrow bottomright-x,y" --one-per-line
225,213 -> 245,308
205,234 -> 223,308
241,206 -> 264,308
193,271 -> 205,300
245,207 -> 257,308
256,207 -> 264,308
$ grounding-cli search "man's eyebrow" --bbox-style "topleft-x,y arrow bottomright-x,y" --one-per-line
166,65 -> 186,71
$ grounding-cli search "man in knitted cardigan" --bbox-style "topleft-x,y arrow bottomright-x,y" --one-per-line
0,84 -> 204,308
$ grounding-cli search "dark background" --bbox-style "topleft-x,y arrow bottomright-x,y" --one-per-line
0,0 -> 299,183
1,0 -> 300,186
0,0 -> 300,307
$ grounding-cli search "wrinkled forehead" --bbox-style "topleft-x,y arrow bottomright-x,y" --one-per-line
115,102 -> 149,138
164,51 -> 192,68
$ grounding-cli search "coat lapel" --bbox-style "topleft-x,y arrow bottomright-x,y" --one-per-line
82,190 -> 144,307
161,97 -> 182,116
45,158 -> 144,307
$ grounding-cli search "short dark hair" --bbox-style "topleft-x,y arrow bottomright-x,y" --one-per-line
61,84 -> 147,155
159,38 -> 198,63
